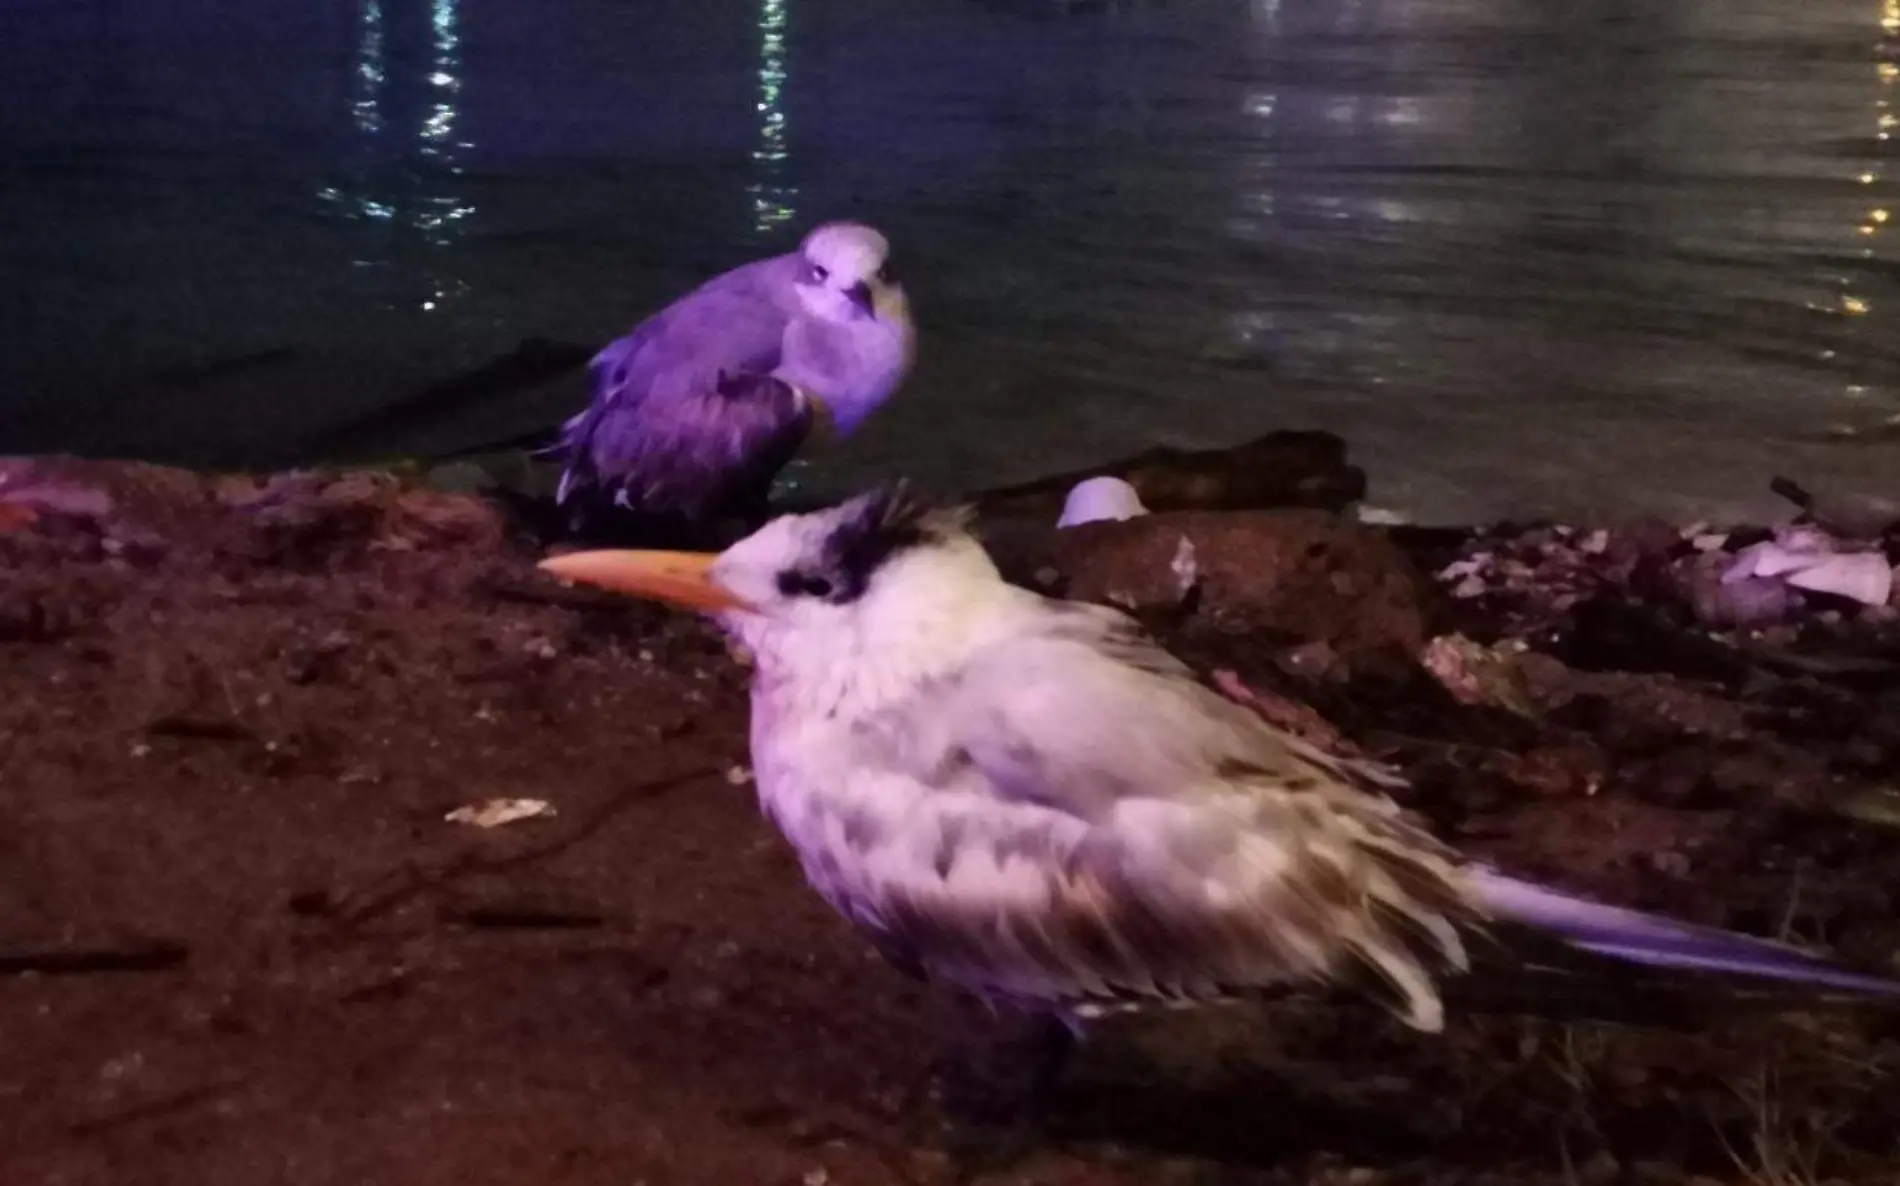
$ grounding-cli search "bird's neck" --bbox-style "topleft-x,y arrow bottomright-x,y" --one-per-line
776,314 -> 914,436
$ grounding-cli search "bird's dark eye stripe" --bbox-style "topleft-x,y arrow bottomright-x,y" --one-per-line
775,569 -> 835,599
803,260 -> 829,283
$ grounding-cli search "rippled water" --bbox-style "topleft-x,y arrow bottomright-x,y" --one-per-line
3,0 -> 1899,523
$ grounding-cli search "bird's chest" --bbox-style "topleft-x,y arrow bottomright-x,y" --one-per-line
783,321 -> 909,427
748,693 -> 891,919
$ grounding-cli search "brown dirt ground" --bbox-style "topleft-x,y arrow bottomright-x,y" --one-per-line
3,465 -> 1900,1186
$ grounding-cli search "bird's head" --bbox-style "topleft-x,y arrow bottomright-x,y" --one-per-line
540,485 -> 1007,688
794,221 -> 905,327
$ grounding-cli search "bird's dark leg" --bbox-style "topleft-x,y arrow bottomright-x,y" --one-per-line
940,1012 -> 1080,1182
1015,1013 -> 1079,1128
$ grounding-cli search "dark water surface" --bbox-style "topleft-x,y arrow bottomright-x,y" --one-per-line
4,0 -> 1900,523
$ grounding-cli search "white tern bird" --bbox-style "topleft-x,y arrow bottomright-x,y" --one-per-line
546,222 -> 914,537
541,486 -> 1900,1113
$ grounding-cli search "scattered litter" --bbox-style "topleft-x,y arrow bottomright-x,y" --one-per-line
444,798 -> 557,828
1056,476 -> 1148,528
1420,634 -> 1539,718
1434,506 -> 1900,636
1430,524 -> 1629,617
1785,554 -> 1894,604
1722,528 -> 1893,609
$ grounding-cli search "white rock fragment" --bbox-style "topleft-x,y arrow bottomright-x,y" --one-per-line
1720,527 -> 1895,608
1783,554 -> 1894,605
444,798 -> 557,828
1056,476 -> 1148,528
1169,534 -> 1199,599
1356,505 -> 1412,526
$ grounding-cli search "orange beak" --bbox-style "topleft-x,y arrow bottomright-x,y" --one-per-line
537,549 -> 755,614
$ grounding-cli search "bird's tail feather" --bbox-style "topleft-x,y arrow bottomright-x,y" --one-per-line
1469,869 -> 1900,998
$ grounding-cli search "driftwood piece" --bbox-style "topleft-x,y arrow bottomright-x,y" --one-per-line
972,429 -> 1366,522
1770,474 -> 1900,540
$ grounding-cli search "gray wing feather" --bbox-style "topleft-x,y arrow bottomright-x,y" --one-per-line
551,256 -> 807,515
836,604 -> 1477,1027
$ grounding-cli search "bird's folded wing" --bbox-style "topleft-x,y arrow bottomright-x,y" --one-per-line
553,259 -> 798,485
843,616 -> 1478,1027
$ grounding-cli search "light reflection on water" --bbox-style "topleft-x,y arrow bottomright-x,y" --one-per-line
316,0 -> 474,313
1,0 -> 1898,524
749,0 -> 796,235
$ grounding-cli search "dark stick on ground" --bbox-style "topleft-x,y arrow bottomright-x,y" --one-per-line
0,937 -> 188,976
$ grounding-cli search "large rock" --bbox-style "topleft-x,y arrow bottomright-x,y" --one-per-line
983,509 -> 1432,663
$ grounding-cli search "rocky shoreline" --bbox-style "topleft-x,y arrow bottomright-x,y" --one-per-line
3,447 -> 1899,1185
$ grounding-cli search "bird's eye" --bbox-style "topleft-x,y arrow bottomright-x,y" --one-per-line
806,262 -> 829,284
875,262 -> 895,285
775,570 -> 834,599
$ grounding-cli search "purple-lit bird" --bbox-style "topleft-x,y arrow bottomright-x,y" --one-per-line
539,487 -> 1900,1117
547,222 -> 914,540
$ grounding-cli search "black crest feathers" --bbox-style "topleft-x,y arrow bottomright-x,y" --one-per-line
811,484 -> 971,603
